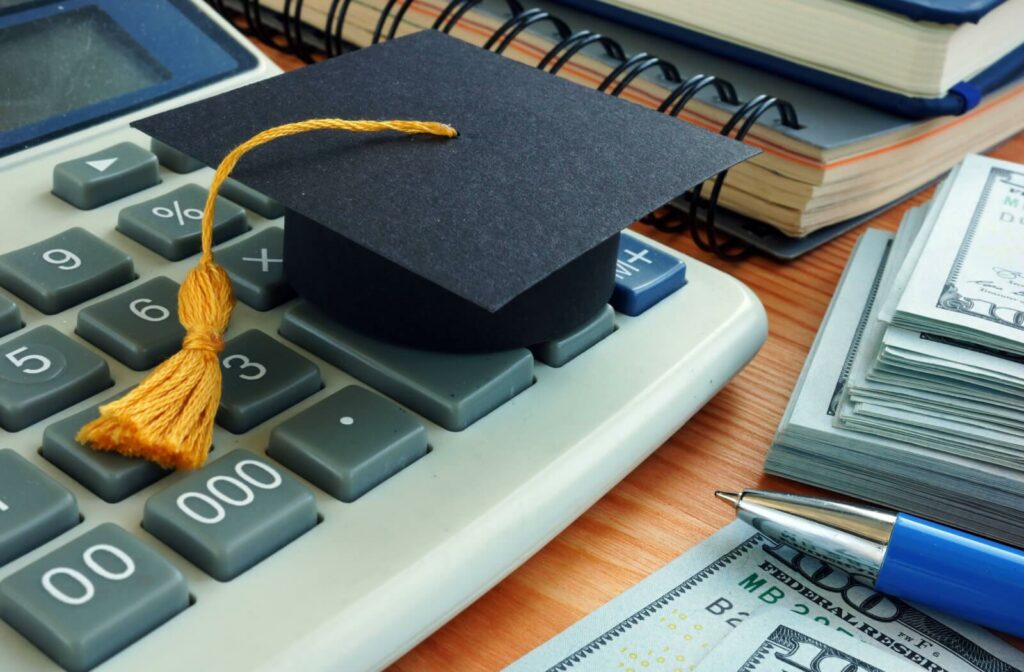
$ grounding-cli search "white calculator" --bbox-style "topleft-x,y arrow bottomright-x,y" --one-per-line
0,1 -> 767,670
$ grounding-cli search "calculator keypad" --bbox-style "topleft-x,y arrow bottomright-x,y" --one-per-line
533,305 -> 615,368
52,142 -> 161,210
269,386 -> 428,502
220,178 -> 285,219
218,329 -> 322,433
281,301 -> 534,431
217,228 -> 294,310
116,183 -> 248,260
611,232 -> 687,316
150,138 -> 204,174
0,326 -> 111,431
0,227 -> 135,315
0,450 -> 79,567
0,523 -> 189,672
41,393 -> 171,504
76,276 -> 185,371
0,295 -> 21,338
143,450 -> 317,581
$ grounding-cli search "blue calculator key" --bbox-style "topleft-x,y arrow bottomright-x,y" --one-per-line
143,450 -> 317,581
611,233 -> 686,317
0,523 -> 188,672
0,450 -> 79,567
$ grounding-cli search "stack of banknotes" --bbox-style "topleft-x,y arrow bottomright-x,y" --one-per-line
507,521 -> 1024,671
767,153 -> 1024,546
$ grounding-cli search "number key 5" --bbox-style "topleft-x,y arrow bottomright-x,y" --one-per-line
0,326 -> 111,431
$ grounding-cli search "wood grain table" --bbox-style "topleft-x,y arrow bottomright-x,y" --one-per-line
256,41 -> 1024,670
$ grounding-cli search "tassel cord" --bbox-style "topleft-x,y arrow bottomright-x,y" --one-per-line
77,118 -> 457,470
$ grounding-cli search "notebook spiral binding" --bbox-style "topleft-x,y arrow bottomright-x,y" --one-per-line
213,0 -> 802,260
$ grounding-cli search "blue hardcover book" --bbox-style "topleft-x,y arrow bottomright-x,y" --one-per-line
547,0 -> 1024,118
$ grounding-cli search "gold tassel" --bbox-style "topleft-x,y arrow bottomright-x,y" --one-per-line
77,118 -> 458,470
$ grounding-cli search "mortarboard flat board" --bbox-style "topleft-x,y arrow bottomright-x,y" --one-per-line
134,31 -> 757,351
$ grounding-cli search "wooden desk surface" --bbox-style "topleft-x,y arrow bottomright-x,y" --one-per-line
256,43 -> 1024,670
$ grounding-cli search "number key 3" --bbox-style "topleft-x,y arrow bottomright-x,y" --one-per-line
0,228 -> 134,314
217,330 -> 321,433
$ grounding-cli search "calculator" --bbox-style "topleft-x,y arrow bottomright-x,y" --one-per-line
0,1 -> 767,670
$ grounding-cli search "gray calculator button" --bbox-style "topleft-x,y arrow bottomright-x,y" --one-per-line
76,277 -> 185,370
150,138 -> 204,174
269,386 -> 428,502
0,295 -> 21,338
220,178 -> 285,219
42,393 -> 170,503
533,305 -> 615,368
0,227 -> 135,314
217,228 -> 294,310
144,450 -> 317,581
0,326 -> 112,431
0,523 -> 188,672
280,302 -> 534,431
52,142 -> 160,210
116,183 -> 248,260
0,450 -> 78,567
218,329 -> 321,433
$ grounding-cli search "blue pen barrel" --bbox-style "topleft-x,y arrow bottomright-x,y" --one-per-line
875,514 -> 1024,636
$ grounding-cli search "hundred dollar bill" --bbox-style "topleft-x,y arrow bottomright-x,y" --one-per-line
894,154 -> 1024,357
767,227 -> 1024,545
504,521 -> 1024,672
694,610 -> 917,672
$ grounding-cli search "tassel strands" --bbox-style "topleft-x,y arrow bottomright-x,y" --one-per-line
77,118 -> 458,470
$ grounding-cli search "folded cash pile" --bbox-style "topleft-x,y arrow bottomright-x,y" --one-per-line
768,154 -> 1024,546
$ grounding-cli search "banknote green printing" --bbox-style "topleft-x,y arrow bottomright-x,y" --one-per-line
505,522 -> 1024,672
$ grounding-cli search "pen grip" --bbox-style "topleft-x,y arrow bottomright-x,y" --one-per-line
875,514 -> 1024,636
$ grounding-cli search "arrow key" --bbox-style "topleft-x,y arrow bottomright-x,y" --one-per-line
53,142 -> 160,210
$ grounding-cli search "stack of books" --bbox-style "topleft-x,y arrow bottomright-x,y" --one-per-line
236,0 -> 1024,251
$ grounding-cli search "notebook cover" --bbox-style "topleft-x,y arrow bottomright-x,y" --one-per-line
546,0 -> 1024,118
711,182 -> 934,259
854,0 -> 1007,23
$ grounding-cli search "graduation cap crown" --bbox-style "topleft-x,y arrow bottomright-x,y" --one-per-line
78,32 -> 755,469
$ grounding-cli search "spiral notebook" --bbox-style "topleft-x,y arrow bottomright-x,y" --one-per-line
209,0 -> 1024,259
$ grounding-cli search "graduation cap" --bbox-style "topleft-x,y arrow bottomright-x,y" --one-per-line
79,31 -> 756,469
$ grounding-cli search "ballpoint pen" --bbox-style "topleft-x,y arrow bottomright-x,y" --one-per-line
715,489 -> 1024,637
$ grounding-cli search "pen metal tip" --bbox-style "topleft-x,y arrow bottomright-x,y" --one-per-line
715,491 -> 741,508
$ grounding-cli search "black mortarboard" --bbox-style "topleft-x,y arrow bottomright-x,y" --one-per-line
134,31 -> 756,351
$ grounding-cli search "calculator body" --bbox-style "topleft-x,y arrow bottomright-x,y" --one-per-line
0,1 -> 768,670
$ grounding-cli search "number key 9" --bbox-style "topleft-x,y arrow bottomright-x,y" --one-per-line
0,228 -> 134,314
